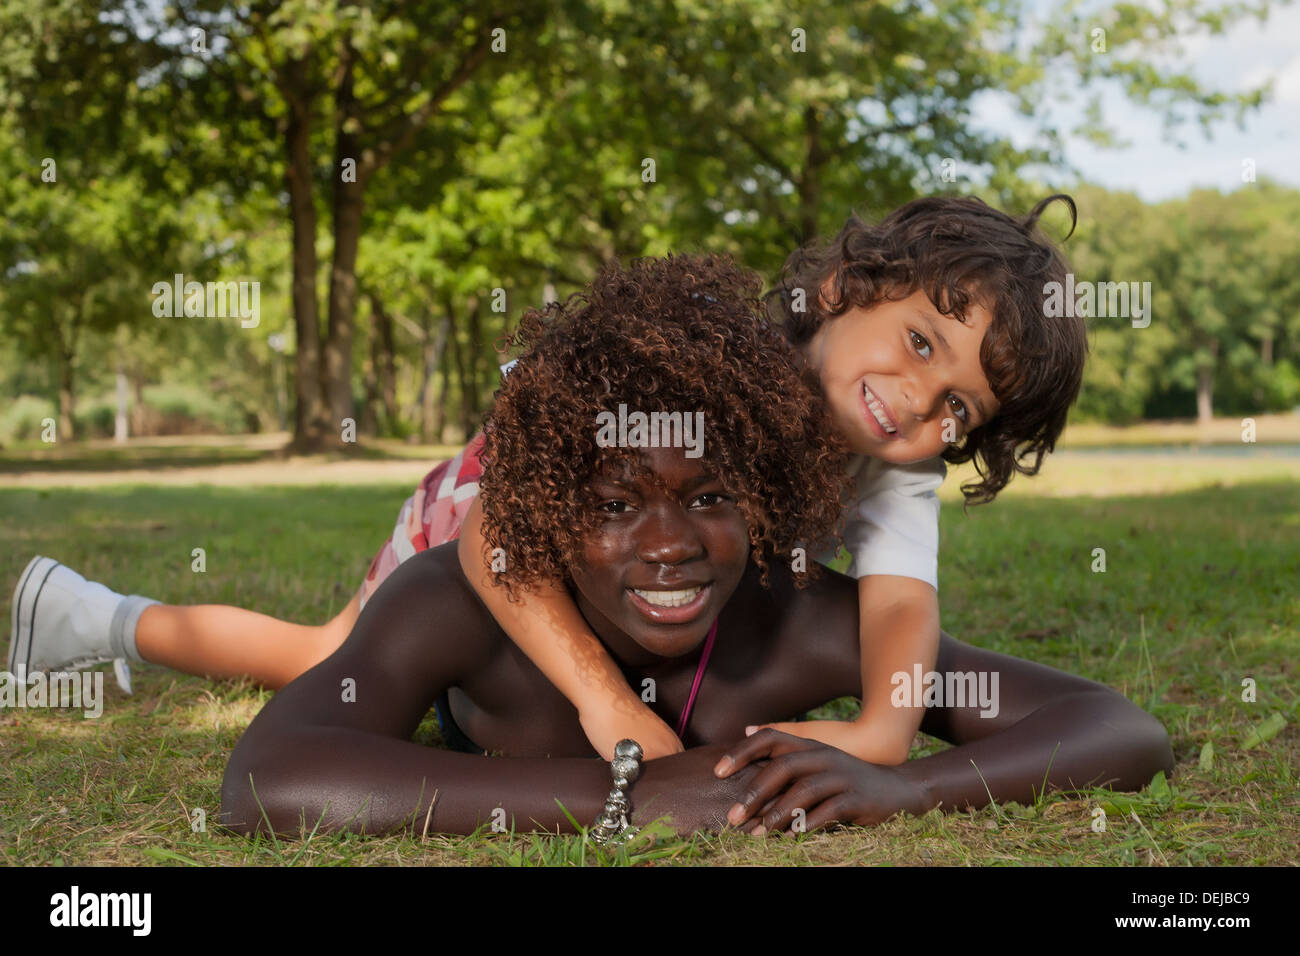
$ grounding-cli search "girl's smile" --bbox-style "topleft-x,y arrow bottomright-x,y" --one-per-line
626,582 -> 715,625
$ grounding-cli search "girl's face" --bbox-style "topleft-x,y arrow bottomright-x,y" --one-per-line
804,285 -> 1000,464
568,446 -> 750,667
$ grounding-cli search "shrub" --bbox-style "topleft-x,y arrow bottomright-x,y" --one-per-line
0,395 -> 58,442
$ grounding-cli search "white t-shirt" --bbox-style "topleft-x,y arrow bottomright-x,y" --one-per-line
815,455 -> 945,590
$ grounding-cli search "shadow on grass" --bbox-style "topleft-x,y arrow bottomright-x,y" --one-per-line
0,438 -> 452,474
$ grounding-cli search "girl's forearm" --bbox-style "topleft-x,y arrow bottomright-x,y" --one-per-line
222,725 -> 612,836
222,728 -> 746,837
895,690 -> 1175,813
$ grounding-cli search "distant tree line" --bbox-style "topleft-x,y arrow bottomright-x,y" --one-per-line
1,0 -> 1291,445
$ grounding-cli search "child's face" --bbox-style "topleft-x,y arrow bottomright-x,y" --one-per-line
804,284 -> 1000,464
568,446 -> 750,666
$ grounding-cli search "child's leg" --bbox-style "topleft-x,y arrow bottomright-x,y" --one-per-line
135,589 -> 362,690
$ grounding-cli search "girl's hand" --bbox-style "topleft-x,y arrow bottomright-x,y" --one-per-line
713,728 -> 931,834
631,745 -> 763,835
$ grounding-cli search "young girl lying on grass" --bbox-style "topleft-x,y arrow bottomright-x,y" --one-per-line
11,255 -> 1170,837
11,194 -> 1088,776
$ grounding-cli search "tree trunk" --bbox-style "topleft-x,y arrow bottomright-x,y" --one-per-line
273,354 -> 288,432
434,337 -> 451,443
1195,366 -> 1213,424
452,297 -> 484,439
797,106 -> 826,245
114,362 -> 129,443
419,324 -> 437,444
283,71 -> 327,451
360,313 -> 379,438
367,290 -> 399,428
131,368 -> 146,437
323,43 -> 364,439
449,315 -> 469,443
432,308 -> 451,428
58,351 -> 75,441
50,306 -> 77,441
1196,340 -> 1218,425
464,297 -> 483,433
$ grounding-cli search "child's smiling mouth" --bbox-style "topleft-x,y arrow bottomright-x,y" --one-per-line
860,380 -> 899,438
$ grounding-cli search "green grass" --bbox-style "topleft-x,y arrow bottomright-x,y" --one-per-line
1,454 -> 1297,866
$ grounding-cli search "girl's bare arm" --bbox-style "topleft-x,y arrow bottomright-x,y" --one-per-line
220,545 -> 746,837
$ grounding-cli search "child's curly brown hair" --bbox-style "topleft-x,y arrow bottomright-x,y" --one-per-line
477,254 -> 851,596
765,194 -> 1088,504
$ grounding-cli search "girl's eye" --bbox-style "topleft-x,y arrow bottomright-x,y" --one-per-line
947,395 -> 968,421
598,500 -> 631,515
910,330 -> 932,360
690,492 -> 730,509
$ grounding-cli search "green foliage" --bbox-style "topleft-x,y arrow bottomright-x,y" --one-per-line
1067,180 -> 1300,422
140,383 -> 249,434
2,0 -> 1295,434
0,394 -> 56,442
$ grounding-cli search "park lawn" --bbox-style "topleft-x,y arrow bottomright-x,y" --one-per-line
0,454 -> 1296,866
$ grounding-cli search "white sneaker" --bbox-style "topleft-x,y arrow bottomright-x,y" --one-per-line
7,556 -> 155,694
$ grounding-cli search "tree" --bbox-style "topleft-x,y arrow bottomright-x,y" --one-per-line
5,0 -> 1285,444
135,0 -> 547,450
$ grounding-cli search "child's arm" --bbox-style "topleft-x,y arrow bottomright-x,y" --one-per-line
456,497 -> 684,760
751,574 -> 939,765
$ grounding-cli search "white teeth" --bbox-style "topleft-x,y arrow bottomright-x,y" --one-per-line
632,587 -> 703,607
863,384 -> 896,433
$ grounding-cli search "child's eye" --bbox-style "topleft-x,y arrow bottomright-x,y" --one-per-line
947,395 -> 968,421
597,500 -> 631,515
910,330 -> 932,360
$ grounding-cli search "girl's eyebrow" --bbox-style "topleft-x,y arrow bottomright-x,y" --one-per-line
594,472 -> 720,493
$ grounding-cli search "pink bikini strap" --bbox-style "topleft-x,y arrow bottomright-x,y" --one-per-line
674,618 -> 719,739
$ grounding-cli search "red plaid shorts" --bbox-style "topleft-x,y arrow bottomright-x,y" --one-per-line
359,432 -> 486,609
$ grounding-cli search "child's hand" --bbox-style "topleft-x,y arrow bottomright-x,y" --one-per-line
580,700 -> 684,761
744,719 -> 910,766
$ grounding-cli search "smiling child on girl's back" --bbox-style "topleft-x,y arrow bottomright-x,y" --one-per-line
457,193 -> 1088,764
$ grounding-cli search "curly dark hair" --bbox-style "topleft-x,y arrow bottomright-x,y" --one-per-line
764,194 -> 1087,504
476,254 -> 851,597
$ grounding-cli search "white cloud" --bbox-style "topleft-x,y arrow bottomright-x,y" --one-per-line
968,0 -> 1300,199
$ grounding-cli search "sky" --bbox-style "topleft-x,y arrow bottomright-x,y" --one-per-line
968,0 -> 1300,200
